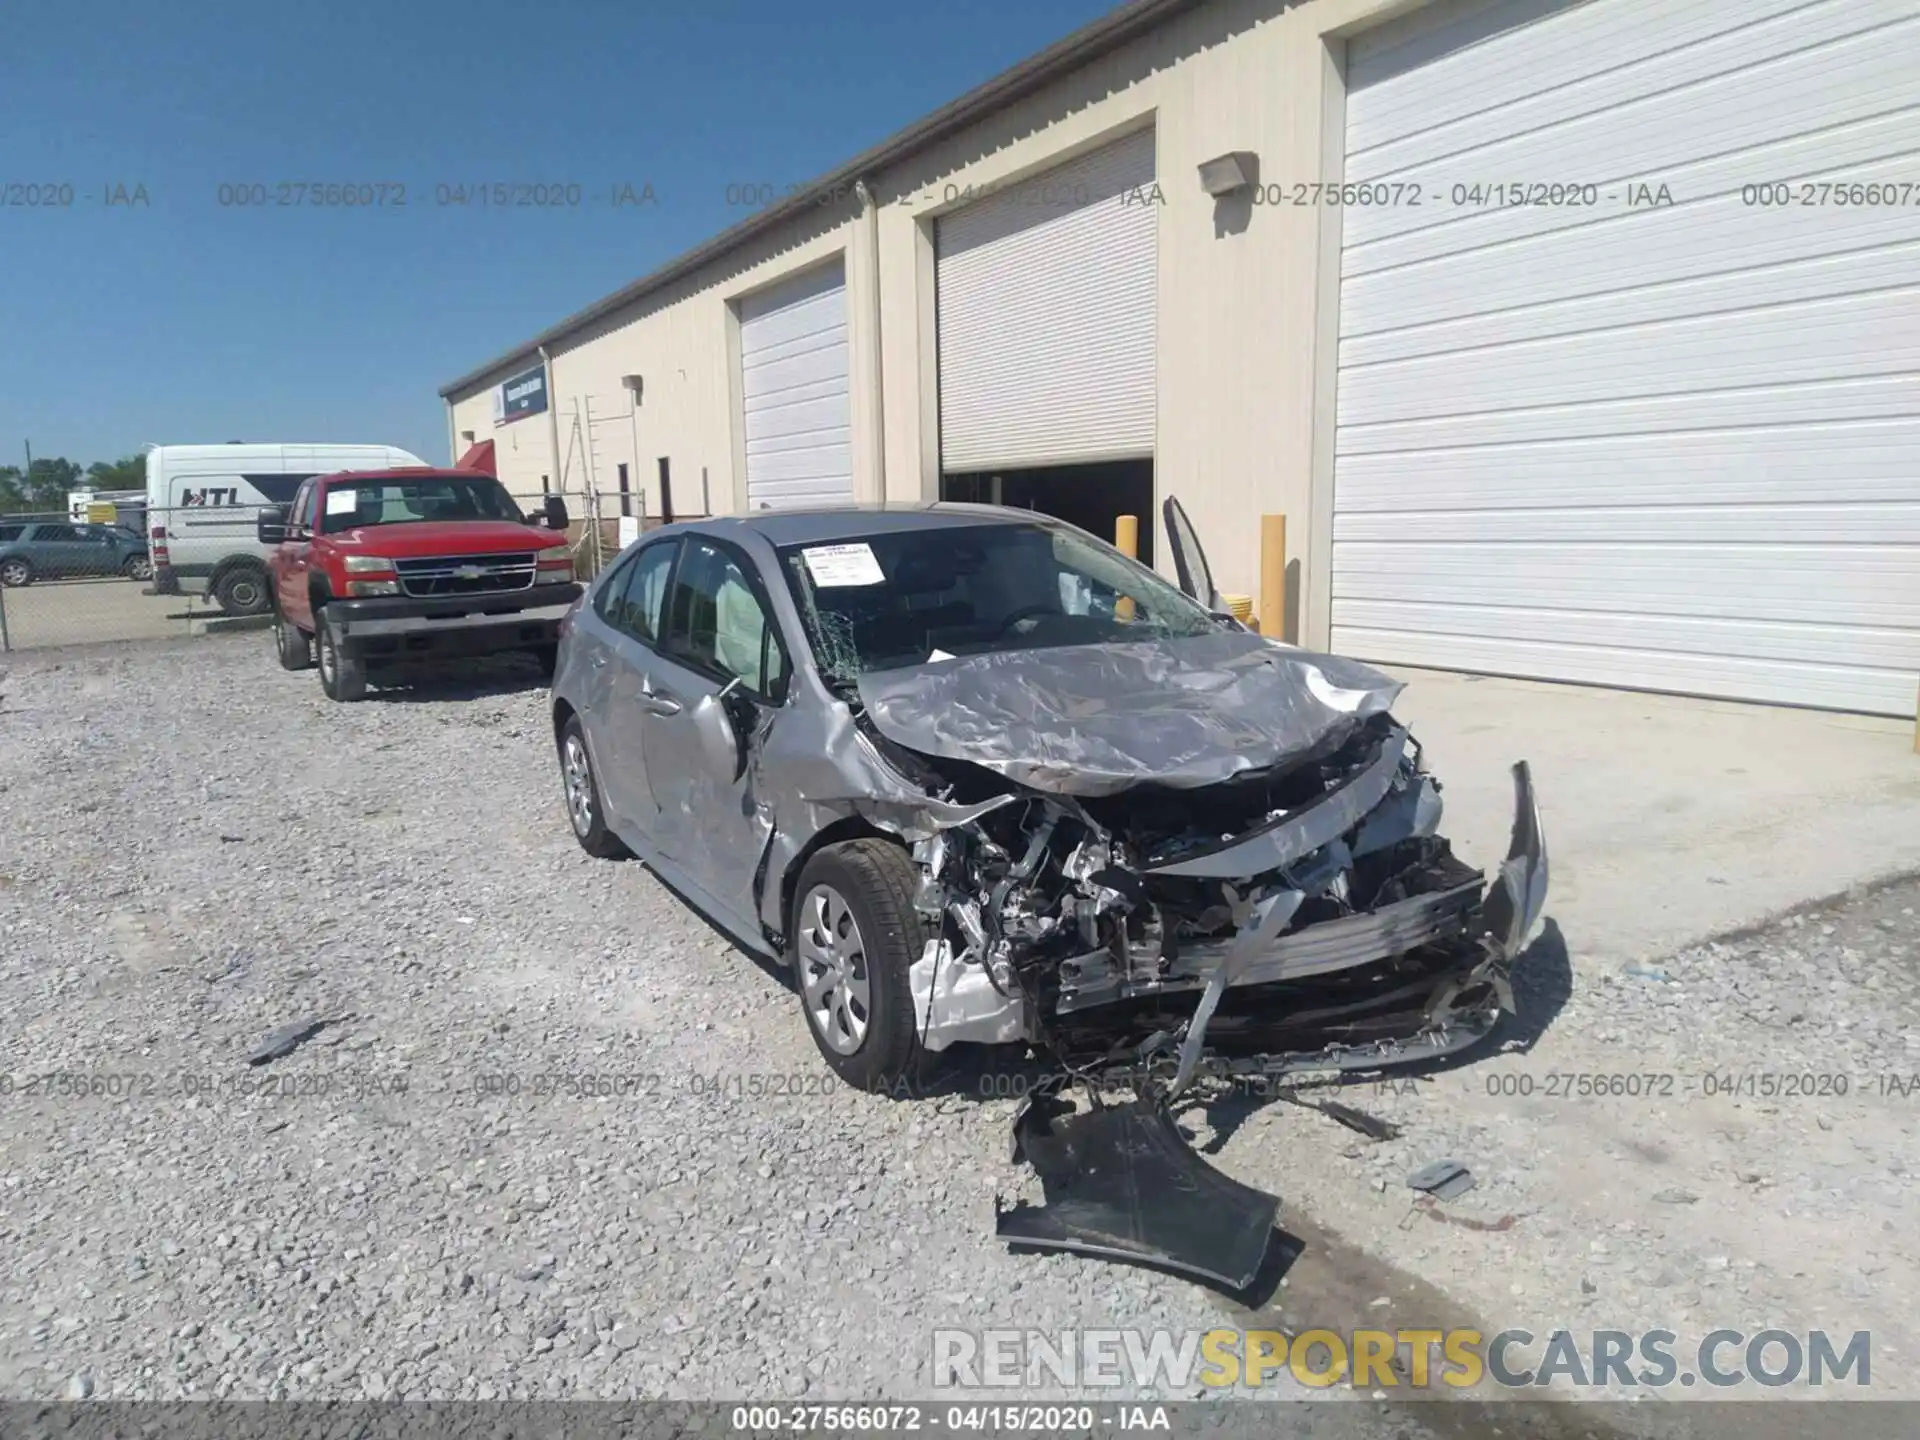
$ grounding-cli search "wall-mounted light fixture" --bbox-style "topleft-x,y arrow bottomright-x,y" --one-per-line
1197,151 -> 1258,197
621,374 -> 643,401
460,430 -> 476,446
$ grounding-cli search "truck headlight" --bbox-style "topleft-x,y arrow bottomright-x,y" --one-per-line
346,579 -> 400,597
536,545 -> 574,584
344,554 -> 397,574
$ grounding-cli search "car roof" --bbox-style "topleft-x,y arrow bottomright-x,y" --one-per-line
312,467 -> 494,484
688,501 -> 1070,548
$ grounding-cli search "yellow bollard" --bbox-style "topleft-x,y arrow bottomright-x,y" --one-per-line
1259,513 -> 1287,641
1114,514 -> 1139,620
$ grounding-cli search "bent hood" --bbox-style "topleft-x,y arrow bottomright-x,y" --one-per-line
854,631 -> 1404,796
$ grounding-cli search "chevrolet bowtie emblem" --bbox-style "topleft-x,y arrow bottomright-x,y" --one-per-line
453,565 -> 485,580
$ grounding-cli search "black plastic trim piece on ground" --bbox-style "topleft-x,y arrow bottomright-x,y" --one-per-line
997,1094 -> 1279,1292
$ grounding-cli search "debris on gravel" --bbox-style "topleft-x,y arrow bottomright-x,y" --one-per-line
0,637 -> 1910,1417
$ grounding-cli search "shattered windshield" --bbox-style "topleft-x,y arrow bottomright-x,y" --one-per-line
776,521 -> 1220,685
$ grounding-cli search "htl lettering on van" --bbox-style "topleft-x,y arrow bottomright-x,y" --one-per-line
146,443 -> 425,616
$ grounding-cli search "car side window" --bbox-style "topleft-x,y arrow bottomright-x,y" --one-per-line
596,540 -> 677,645
34,524 -> 81,542
0,525 -> 22,542
662,539 -> 789,700
287,480 -> 315,538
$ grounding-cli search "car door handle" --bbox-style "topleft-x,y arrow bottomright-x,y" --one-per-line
638,694 -> 682,716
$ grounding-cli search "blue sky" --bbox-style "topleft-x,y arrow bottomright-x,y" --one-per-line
2,0 -> 1116,469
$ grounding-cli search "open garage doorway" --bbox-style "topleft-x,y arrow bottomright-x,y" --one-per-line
941,459 -> 1154,567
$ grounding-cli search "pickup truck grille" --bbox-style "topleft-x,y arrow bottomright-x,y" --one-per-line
393,552 -> 537,598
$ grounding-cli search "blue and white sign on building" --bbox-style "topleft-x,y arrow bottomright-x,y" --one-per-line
493,362 -> 549,425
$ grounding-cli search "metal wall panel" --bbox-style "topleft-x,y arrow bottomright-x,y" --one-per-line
937,128 -> 1158,472
741,261 -> 853,510
1332,0 -> 1920,715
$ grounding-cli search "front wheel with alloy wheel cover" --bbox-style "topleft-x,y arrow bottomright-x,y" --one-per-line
213,566 -> 270,616
558,715 -> 630,859
0,558 -> 33,587
274,608 -> 312,670
315,618 -> 367,701
791,840 -> 929,1092
122,554 -> 153,582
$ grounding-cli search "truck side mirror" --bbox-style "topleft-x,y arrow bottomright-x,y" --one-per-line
257,505 -> 289,546
542,495 -> 570,529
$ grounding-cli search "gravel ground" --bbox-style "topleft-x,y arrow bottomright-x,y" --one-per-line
0,636 -> 1908,1421
1199,878 -> 1920,1399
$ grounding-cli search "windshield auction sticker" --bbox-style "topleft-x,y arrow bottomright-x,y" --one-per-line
324,487 -> 359,515
803,542 -> 886,587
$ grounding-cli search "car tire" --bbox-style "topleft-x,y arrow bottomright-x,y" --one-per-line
274,607 -> 313,671
0,557 -> 33,588
791,840 -> 929,1093
122,554 -> 154,582
315,617 -> 367,702
213,565 -> 270,616
558,715 -> 630,860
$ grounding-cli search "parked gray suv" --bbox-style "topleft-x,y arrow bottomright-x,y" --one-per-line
0,522 -> 153,586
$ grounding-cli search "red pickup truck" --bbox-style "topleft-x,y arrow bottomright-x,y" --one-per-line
259,468 -> 583,701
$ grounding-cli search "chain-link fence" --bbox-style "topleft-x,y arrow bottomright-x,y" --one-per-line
0,491 -> 636,653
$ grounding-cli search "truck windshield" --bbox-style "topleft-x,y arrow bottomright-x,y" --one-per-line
319,476 -> 525,533
776,521 -> 1219,685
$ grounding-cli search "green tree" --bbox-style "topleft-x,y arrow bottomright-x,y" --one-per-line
21,457 -> 84,509
85,454 -> 147,491
0,466 -> 23,512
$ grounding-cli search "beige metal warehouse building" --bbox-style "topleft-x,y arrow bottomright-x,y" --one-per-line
441,0 -> 1920,719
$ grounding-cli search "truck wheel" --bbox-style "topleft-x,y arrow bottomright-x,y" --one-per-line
316,620 -> 367,702
274,607 -> 313,671
0,558 -> 33,588
122,554 -> 154,582
213,565 -> 270,616
790,840 -> 928,1093
558,715 -> 630,860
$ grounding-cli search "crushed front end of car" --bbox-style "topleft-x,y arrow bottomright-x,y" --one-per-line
847,630 -> 1548,1288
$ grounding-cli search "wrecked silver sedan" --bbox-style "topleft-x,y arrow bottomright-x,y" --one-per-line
550,500 -> 1545,1101
552,500 -> 1544,1286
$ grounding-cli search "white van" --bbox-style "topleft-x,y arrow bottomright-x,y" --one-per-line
147,443 -> 426,614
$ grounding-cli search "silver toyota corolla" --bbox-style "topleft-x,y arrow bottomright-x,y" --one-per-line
548,499 -> 1547,1101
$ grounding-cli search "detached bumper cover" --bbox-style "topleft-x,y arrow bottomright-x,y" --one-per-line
325,582 -> 581,658
998,1096 -> 1279,1292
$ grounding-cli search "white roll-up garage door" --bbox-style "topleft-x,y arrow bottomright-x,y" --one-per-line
1332,0 -> 1920,716
937,128 -> 1158,472
740,261 -> 852,510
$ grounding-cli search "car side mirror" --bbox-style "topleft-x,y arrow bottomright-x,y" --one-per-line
542,495 -> 570,530
689,678 -> 746,780
257,506 -> 289,546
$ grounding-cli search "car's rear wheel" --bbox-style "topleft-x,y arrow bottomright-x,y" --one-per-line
791,840 -> 927,1092
559,715 -> 629,859
274,607 -> 313,671
213,565 -> 270,616
315,619 -> 367,702
0,558 -> 33,588
122,554 -> 154,582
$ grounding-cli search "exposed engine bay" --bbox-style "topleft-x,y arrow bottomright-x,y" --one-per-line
846,635 -> 1549,1097
840,634 -> 1549,1288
